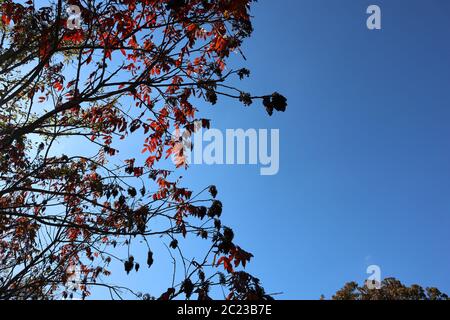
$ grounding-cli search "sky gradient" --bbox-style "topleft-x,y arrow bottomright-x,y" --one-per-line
188,0 -> 450,299
83,0 -> 450,299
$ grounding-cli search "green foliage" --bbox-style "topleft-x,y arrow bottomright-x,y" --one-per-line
332,278 -> 449,300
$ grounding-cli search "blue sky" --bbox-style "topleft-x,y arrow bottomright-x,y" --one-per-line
184,0 -> 450,299
85,0 -> 450,299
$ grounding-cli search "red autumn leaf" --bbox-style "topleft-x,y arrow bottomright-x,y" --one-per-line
53,82 -> 63,91
217,256 -> 234,273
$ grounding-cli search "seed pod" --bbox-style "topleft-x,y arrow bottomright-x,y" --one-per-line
209,185 -> 218,198
147,250 -> 154,268
170,239 -> 178,249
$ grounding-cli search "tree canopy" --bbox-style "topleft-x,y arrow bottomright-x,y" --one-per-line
332,278 -> 449,301
0,0 -> 286,300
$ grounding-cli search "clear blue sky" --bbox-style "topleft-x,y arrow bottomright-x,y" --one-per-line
87,0 -> 450,299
